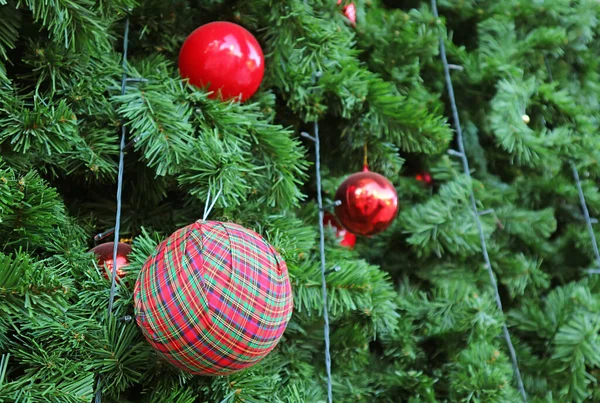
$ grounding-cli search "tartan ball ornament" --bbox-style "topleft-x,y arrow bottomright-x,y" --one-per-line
134,220 -> 293,375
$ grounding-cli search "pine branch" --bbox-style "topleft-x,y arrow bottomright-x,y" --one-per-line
18,0 -> 114,51
0,167 -> 69,249
400,176 -> 494,257
0,2 -> 20,60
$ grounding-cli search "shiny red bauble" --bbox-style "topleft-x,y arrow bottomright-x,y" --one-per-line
337,0 -> 357,25
416,171 -> 433,186
178,22 -> 264,102
334,168 -> 399,236
90,242 -> 132,279
323,212 -> 357,249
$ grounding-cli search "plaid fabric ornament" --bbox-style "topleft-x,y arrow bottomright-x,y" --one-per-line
134,220 -> 293,375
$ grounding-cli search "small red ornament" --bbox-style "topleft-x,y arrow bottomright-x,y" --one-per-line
178,22 -> 265,102
90,242 -> 132,279
337,0 -> 357,25
334,168 -> 399,236
416,171 -> 433,186
323,212 -> 357,249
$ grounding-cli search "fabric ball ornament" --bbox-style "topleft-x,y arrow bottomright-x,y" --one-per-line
134,220 -> 293,375
178,21 -> 265,102
334,167 -> 399,236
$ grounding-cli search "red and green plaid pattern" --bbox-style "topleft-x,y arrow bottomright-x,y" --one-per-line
134,220 -> 293,375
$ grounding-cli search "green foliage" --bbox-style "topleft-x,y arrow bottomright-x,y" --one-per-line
0,3 -> 20,61
1,0 -> 600,401
0,166 -> 68,248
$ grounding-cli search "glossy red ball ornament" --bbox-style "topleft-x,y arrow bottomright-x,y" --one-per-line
416,171 -> 433,186
337,0 -> 357,25
178,22 -> 264,102
334,168 -> 399,236
323,212 -> 357,249
90,242 -> 132,279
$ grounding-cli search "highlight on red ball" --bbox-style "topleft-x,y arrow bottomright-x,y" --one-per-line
178,21 -> 265,102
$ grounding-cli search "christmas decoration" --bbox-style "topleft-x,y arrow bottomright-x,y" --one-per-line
337,0 -> 357,25
521,114 -> 530,124
178,21 -> 265,102
416,171 -> 433,186
134,220 -> 293,375
90,242 -> 132,279
323,212 -> 357,248
334,168 -> 399,236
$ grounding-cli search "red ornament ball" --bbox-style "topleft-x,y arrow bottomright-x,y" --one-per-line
323,212 -> 357,249
337,0 -> 357,25
90,242 -> 132,279
416,171 -> 433,186
334,169 -> 399,236
178,22 -> 265,102
134,220 -> 293,375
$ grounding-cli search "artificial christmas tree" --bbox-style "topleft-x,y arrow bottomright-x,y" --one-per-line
2,1 -> 600,402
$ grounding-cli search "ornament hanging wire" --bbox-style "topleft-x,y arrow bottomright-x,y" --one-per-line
202,178 -> 223,221
94,227 -> 115,244
431,1 -> 527,401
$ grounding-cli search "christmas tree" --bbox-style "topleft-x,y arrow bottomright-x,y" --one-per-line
2,0 -> 600,401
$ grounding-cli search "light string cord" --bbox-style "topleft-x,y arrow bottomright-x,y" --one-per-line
95,16 -> 130,403
430,1 -> 527,401
107,16 -> 130,315
544,57 -> 600,272
571,165 -> 600,271
314,118 -> 334,403
301,88 -> 334,402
